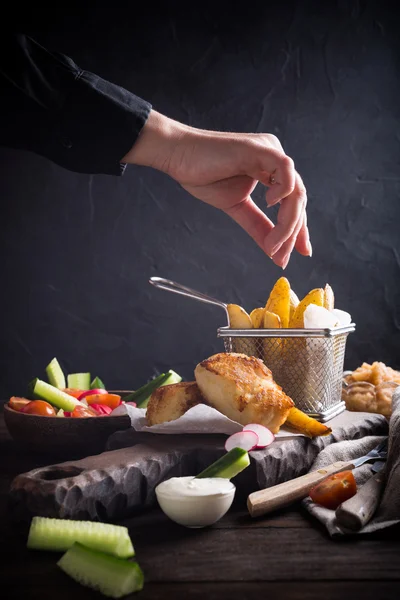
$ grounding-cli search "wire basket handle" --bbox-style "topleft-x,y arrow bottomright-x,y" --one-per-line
149,277 -> 229,324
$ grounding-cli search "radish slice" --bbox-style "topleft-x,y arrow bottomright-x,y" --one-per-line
77,389 -> 108,401
225,431 -> 259,453
243,423 -> 275,448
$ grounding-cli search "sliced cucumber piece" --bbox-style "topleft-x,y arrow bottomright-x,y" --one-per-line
27,517 -> 134,558
195,448 -> 250,479
45,358 -> 66,389
32,379 -> 81,412
123,372 -> 167,404
67,372 -> 91,390
136,369 -> 183,409
57,543 -> 144,598
91,376 -> 106,390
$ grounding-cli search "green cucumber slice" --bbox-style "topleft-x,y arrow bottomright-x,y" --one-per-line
32,379 -> 81,412
136,370 -> 183,409
195,448 -> 250,479
27,517 -> 134,558
67,373 -> 91,390
122,372 -> 167,404
91,376 -> 106,390
57,543 -> 144,598
45,358 -> 66,389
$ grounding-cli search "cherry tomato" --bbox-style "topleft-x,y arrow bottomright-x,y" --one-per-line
71,405 -> 97,418
22,400 -> 57,417
86,394 -> 121,410
8,397 -> 31,412
63,388 -> 85,399
309,471 -> 357,510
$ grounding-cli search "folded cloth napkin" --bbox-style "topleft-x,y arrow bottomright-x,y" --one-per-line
303,386 -> 400,536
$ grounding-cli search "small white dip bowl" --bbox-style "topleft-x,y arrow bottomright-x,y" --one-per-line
155,476 -> 236,528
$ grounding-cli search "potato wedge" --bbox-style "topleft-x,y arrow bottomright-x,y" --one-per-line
289,289 -> 300,321
227,304 -> 256,357
265,277 -> 291,328
227,304 -> 253,329
250,307 -> 265,329
324,284 -> 335,311
284,407 -> 332,437
289,288 -> 324,328
263,310 -> 281,329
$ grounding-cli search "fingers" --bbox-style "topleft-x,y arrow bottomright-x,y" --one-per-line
272,212 -> 308,269
254,153 -> 296,207
263,172 -> 308,260
294,212 -> 312,257
224,196 -> 275,251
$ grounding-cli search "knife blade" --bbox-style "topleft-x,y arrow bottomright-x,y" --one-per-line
335,461 -> 386,531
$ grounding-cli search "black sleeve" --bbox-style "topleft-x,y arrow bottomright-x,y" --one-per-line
0,33 -> 152,175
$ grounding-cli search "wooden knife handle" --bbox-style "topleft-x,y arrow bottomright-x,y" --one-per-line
335,470 -> 385,531
247,460 -> 354,518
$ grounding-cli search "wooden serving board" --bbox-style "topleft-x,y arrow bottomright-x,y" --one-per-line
9,433 -> 257,522
8,411 -> 388,523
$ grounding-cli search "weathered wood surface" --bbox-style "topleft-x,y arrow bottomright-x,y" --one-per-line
1,411 -> 399,600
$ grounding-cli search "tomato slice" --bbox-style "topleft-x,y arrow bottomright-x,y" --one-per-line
63,388 -> 85,399
309,470 -> 357,510
71,405 -> 97,418
22,400 -> 57,417
86,394 -> 121,410
8,397 -> 32,412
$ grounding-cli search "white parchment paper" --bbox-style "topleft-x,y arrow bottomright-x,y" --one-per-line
111,402 -> 305,438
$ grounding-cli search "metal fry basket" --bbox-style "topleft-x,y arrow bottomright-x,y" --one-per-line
218,325 -> 355,421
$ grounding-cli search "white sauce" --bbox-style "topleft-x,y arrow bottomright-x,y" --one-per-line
155,476 -> 236,528
156,476 -> 234,497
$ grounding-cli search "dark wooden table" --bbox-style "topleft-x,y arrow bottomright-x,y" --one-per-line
1,410 -> 399,600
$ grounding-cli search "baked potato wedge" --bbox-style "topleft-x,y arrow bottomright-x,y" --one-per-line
263,310 -> 282,329
250,307 -> 265,328
265,277 -> 291,328
289,288 -> 324,328
227,304 -> 253,329
227,304 -> 256,356
284,407 -> 332,437
323,284 -> 335,311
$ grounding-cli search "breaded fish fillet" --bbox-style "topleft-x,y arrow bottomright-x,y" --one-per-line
194,352 -> 294,434
146,381 -> 205,426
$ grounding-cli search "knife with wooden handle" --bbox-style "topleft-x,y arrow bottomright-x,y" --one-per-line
335,463 -> 386,531
247,460 -> 353,518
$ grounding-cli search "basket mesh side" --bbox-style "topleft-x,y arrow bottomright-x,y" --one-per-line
223,334 -> 349,416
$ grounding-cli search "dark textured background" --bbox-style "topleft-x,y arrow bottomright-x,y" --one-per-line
1,1 -> 400,397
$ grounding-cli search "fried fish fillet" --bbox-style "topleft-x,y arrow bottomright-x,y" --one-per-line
194,352 -> 294,434
146,381 -> 205,426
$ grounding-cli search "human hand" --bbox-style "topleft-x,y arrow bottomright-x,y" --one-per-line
123,111 -> 311,268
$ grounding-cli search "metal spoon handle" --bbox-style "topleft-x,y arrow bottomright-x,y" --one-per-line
149,277 -> 229,321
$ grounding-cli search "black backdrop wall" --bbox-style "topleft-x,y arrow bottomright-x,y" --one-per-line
1,1 -> 400,397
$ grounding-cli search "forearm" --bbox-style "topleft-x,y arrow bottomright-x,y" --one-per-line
122,110 -> 191,173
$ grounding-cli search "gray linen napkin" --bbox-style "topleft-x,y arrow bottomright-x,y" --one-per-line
303,386 -> 400,536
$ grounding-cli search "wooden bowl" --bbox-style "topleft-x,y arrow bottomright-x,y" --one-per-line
3,391 -> 132,458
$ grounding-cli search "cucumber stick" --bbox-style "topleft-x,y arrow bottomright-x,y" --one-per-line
58,543 -> 144,598
45,358 -> 66,389
195,448 -> 250,479
136,370 -> 182,408
91,376 -> 106,390
32,379 -> 81,412
67,372 -> 91,390
27,517 -> 134,558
